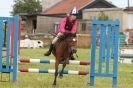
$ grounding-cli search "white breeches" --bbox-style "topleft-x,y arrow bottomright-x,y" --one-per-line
52,32 -> 63,44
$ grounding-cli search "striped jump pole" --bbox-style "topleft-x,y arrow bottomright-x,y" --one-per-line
19,58 -> 90,66
19,68 -> 89,75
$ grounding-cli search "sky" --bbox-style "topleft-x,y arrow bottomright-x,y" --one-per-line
0,0 -> 13,17
0,0 -> 133,17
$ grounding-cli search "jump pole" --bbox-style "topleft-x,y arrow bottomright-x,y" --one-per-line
19,68 -> 89,75
19,58 -> 90,66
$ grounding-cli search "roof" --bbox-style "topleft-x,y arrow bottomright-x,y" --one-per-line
43,0 -> 116,16
44,0 -> 94,15
124,7 -> 133,11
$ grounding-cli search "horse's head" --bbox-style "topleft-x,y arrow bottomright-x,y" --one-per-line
64,33 -> 77,47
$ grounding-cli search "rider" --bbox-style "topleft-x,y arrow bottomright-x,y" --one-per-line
44,7 -> 78,59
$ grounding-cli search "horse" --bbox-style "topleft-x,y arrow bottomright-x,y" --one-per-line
52,33 -> 77,87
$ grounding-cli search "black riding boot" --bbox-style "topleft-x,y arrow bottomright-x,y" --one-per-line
44,44 -> 54,56
70,55 -> 76,60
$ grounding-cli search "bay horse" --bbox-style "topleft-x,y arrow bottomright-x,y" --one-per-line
52,33 -> 77,87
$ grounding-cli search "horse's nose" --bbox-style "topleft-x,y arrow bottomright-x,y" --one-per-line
73,38 -> 76,42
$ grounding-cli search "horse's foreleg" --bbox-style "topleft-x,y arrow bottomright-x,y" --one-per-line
52,60 -> 59,87
59,60 -> 66,78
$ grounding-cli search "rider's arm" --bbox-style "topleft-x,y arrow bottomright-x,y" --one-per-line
59,18 -> 66,33
71,21 -> 77,33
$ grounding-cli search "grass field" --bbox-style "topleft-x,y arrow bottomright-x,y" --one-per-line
0,48 -> 133,88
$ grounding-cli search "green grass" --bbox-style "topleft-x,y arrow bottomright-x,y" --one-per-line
0,48 -> 133,88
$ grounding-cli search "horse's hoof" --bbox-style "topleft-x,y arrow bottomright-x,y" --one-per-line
52,85 -> 56,88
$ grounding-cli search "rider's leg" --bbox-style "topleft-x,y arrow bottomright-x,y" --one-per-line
44,32 -> 63,56
44,37 -> 58,56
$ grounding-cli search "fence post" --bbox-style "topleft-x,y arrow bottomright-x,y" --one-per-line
90,19 -> 119,87
13,15 -> 19,81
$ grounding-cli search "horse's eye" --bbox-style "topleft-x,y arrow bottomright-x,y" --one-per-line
73,38 -> 76,41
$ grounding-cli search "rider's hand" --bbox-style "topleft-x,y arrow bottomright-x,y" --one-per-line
72,33 -> 76,37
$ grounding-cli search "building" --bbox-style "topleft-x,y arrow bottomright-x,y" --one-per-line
124,7 -> 133,30
36,0 -> 116,33
83,7 -> 133,31
21,0 -> 133,34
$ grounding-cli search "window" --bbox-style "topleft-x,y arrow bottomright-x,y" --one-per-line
54,22 -> 59,33
82,23 -> 86,31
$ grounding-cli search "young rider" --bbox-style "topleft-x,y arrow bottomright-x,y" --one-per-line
44,7 -> 78,59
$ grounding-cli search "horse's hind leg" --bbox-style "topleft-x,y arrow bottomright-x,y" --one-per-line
59,61 -> 66,78
52,60 -> 59,87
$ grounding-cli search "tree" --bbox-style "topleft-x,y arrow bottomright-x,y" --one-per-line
11,0 -> 42,15
98,11 -> 109,21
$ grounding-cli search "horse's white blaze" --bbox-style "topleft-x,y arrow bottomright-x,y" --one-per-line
73,38 -> 76,41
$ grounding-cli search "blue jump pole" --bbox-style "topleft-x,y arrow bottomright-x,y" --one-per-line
90,19 -> 120,87
0,16 -> 19,80
13,15 -> 19,81
0,18 -> 4,72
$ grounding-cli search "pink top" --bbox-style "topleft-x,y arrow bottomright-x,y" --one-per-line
59,17 -> 77,33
